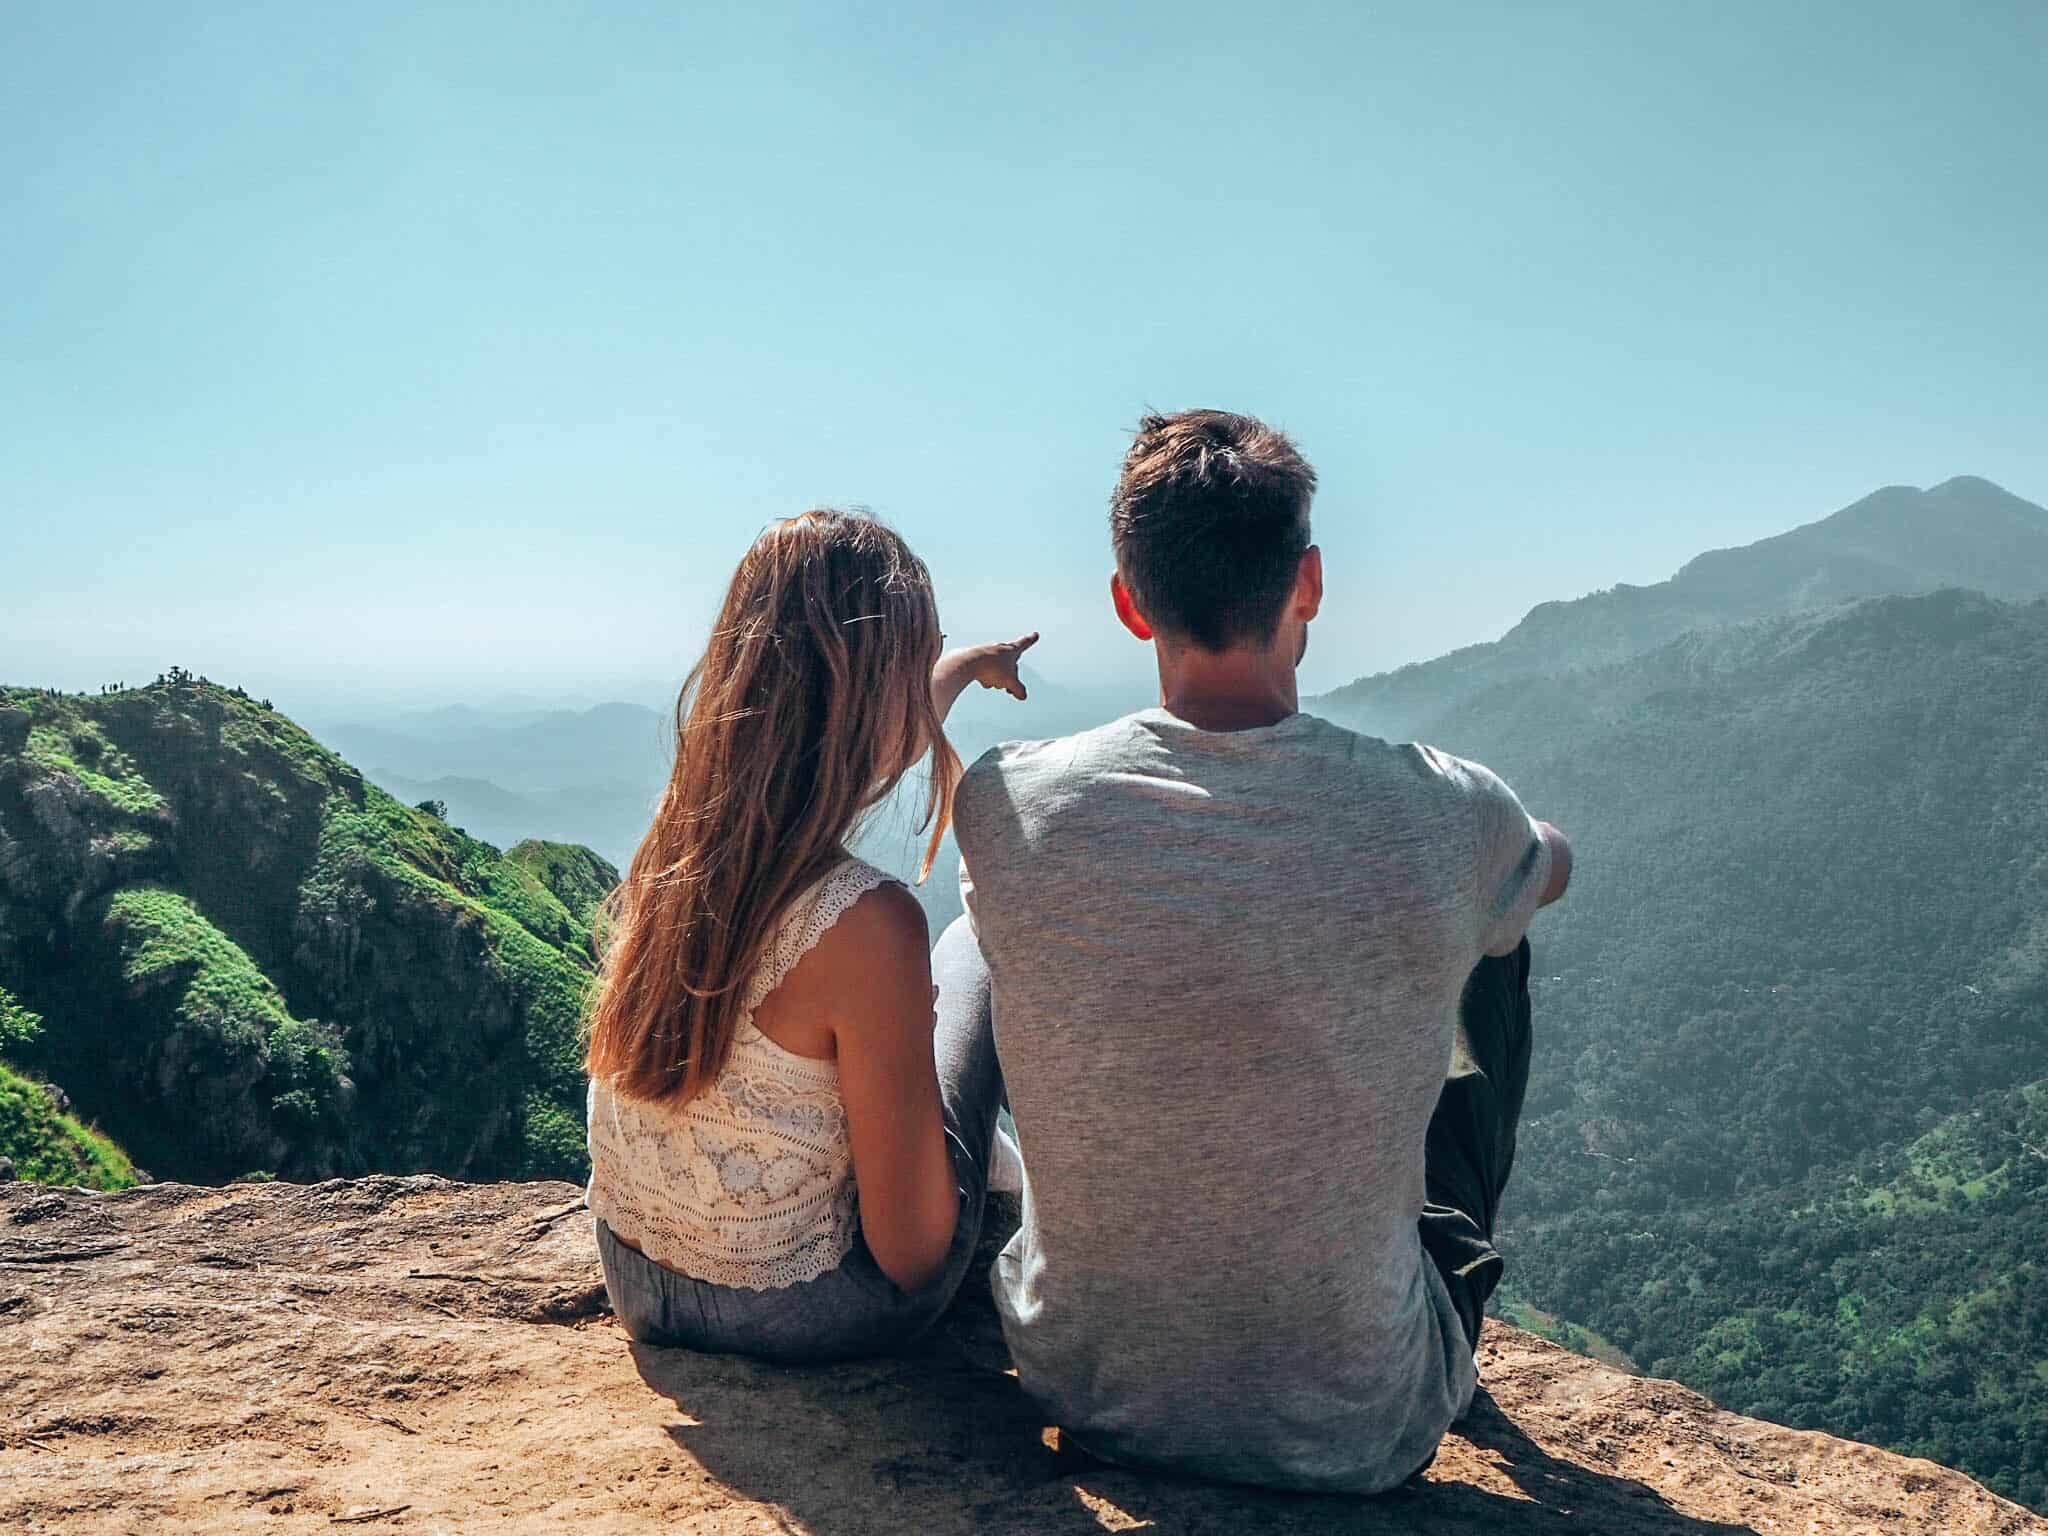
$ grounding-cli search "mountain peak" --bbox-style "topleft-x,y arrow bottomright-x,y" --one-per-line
1929,473 -> 2016,497
1317,477 -> 2048,740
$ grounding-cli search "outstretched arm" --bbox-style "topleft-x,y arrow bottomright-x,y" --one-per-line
931,634 -> 1039,724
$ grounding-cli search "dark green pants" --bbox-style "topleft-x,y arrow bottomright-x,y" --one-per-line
1418,937 -> 1533,1349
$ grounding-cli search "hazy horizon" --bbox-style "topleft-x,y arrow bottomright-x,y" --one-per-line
30,470 -> 2044,729
8,3 -> 2047,708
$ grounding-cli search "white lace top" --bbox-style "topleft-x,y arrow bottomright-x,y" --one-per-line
585,856 -> 899,1289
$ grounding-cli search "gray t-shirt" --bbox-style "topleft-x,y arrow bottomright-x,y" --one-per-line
953,706 -> 1552,1493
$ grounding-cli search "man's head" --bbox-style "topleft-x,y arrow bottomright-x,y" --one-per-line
1108,410 -> 1320,660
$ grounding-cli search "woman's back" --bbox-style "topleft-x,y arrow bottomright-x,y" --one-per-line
581,508 -> 1030,1352
586,855 -> 899,1289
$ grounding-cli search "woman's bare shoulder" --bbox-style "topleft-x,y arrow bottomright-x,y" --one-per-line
817,879 -> 929,970
777,878 -> 929,1002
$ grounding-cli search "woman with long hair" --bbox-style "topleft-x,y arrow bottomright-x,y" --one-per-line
584,508 -> 1034,1360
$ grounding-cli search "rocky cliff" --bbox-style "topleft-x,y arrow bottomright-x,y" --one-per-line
2,1178 -> 2038,1534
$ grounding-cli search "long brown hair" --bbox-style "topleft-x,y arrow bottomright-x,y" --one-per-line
586,509 -> 959,1103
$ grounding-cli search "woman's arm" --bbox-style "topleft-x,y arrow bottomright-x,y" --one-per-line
931,633 -> 1039,725
828,883 -> 958,1292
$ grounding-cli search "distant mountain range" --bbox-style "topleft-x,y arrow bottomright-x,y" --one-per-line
319,477 -> 2048,915
1314,475 -> 2048,740
300,702 -> 669,873
368,770 -> 658,870
314,702 -> 671,792
319,668 -> 1150,918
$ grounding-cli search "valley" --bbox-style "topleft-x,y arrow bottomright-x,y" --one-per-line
4,475 -> 2046,1507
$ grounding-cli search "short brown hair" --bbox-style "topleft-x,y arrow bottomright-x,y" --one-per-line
1109,410 -> 1317,651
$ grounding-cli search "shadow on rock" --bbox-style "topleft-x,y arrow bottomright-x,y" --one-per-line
631,1334 -> 1763,1536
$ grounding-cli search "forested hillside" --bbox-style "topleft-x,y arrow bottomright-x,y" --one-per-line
1316,476 -> 2048,740
1525,1078 -> 2048,1509
0,676 -> 617,1184
1424,592 -> 2048,1508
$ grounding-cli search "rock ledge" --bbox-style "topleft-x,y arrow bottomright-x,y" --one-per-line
2,1178 -> 2039,1533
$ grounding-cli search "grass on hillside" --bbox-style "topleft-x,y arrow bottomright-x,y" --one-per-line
19,717 -> 168,819
106,886 -> 298,1041
505,839 -> 620,933
100,885 -> 351,1131
0,1059 -> 138,1189
1493,1285 -> 1640,1372
309,786 -> 598,1177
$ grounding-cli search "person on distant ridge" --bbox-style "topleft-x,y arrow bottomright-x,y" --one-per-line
583,509 -> 1035,1359
951,410 -> 1573,1492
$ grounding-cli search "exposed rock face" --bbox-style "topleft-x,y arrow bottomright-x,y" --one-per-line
2,1179 -> 2038,1534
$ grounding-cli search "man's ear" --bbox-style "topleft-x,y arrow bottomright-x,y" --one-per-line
1111,572 -> 1155,642
1295,546 -> 1324,624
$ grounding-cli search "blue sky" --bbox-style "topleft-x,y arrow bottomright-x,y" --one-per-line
5,1 -> 2044,711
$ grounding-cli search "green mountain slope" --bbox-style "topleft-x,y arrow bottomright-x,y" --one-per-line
318,701 -> 667,793
1418,591 -> 2048,1508
0,1060 -> 139,1189
505,839 -> 619,929
0,983 -> 137,1189
0,675 -> 619,1184
1317,476 -> 2048,741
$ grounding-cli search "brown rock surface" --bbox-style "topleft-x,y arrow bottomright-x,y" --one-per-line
2,1177 -> 2039,1534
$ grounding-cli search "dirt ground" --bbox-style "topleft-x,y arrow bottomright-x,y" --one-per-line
2,1176 -> 2038,1534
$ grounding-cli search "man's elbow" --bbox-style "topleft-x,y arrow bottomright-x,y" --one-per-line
1538,822 -> 1573,907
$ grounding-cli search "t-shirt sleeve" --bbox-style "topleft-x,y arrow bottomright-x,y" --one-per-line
951,746 -> 1001,942
957,851 -> 981,939
1446,752 -> 1553,959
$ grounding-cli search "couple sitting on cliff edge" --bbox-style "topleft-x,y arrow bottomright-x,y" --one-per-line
582,408 -> 1574,1494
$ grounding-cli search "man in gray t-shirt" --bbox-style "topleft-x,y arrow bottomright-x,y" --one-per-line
945,410 -> 1572,1493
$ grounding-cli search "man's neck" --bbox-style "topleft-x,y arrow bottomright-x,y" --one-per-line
1153,640 -> 1300,733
